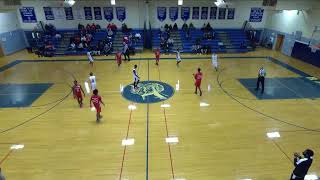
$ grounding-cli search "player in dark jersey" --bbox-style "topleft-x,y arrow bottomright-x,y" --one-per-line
72,80 -> 85,108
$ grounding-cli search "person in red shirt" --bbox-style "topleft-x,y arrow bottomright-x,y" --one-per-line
155,48 -> 160,65
115,50 -> 122,67
193,68 -> 203,96
72,80 -> 85,108
90,89 -> 105,122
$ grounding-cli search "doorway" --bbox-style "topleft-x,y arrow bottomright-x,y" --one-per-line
275,34 -> 285,51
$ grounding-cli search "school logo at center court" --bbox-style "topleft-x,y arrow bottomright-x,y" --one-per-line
122,81 -> 174,103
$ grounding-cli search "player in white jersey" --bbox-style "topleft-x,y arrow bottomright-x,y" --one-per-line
176,48 -> 182,65
133,64 -> 140,89
87,51 -> 94,67
211,53 -> 218,71
88,72 -> 97,91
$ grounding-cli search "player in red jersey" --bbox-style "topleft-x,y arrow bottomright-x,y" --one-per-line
72,80 -> 85,107
193,68 -> 203,96
115,50 -> 122,67
155,48 -> 160,65
90,89 -> 105,122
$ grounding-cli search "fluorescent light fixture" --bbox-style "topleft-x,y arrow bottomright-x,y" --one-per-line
111,0 -> 116,5
64,0 -> 76,6
178,0 -> 183,6
266,131 -> 280,139
214,0 -> 225,7
166,137 -> 179,144
10,144 -> 24,150
128,104 -> 137,110
161,104 -> 171,108
200,102 -> 210,107
304,174 -> 318,180
122,138 -> 135,146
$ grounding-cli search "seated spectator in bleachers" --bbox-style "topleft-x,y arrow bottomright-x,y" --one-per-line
103,42 -> 112,55
123,36 -> 129,44
86,24 -> 91,33
189,22 -> 195,29
96,24 -> 101,31
69,42 -> 76,50
81,35 -> 87,43
182,23 -> 188,32
107,28 -> 114,37
55,33 -> 62,40
168,24 -> 173,32
134,32 -> 141,41
167,37 -> 174,48
122,23 -> 131,33
164,24 -> 169,30
74,35 -> 81,44
206,23 -> 213,31
201,23 -> 206,31
240,41 -> 247,49
203,31 -> 213,40
173,23 -> 178,31
160,26 -> 165,32
77,42 -> 84,51
78,23 -> 84,31
32,27 -> 41,40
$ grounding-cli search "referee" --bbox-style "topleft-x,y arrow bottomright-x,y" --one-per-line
255,67 -> 266,93
290,149 -> 314,180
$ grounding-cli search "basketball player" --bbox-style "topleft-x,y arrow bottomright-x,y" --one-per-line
90,89 -> 105,122
115,50 -> 122,67
211,53 -> 218,71
87,51 -> 94,67
155,48 -> 160,65
176,48 -> 182,65
72,80 -> 85,108
88,72 -> 97,91
193,68 -> 203,96
133,64 -> 140,89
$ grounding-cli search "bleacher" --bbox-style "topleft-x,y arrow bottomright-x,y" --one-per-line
112,30 -> 144,53
152,29 -> 183,53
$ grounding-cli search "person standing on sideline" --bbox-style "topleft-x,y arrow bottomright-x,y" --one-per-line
193,68 -> 203,96
72,80 -> 85,108
211,53 -> 218,71
123,43 -> 130,61
90,89 -> 105,123
255,67 -> 266,93
290,149 -> 314,180
133,64 -> 140,89
155,48 -> 160,66
87,51 -> 94,67
175,48 -> 182,66
88,72 -> 97,91
0,168 -> 5,180
115,50 -> 122,67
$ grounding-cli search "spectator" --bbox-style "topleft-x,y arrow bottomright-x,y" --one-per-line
182,23 -> 188,32
134,32 -> 141,41
201,23 -> 206,31
0,168 -> 5,180
189,22 -> 195,29
123,36 -> 129,44
78,23 -> 84,30
164,24 -> 169,30
81,35 -> 87,43
168,24 -> 173,32
123,42 -> 130,61
77,42 -> 84,51
206,23 -> 213,31
55,33 -> 62,39
290,149 -> 314,180
122,23 -> 128,33
107,28 -> 114,37
160,26 -> 165,32
167,37 -> 174,48
69,42 -> 76,50
173,23 -> 178,31
111,23 -> 117,31
96,24 -> 101,31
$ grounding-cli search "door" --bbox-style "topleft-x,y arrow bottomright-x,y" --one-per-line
0,43 -> 5,57
275,34 -> 284,51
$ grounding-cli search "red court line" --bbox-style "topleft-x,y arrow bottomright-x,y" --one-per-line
119,107 -> 133,180
163,107 -> 175,180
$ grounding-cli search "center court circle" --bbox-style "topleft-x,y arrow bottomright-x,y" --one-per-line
122,81 -> 175,104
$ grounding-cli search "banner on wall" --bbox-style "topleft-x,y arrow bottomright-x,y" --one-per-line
43,7 -> 54,20
218,8 -> 226,19
94,7 -> 102,20
74,9 -> 84,20
157,7 -> 166,21
64,7 -> 74,20
53,7 -> 64,20
210,7 -> 217,19
20,7 -> 37,23
116,7 -> 126,22
227,8 -> 235,19
103,7 -> 113,22
84,7 -> 93,20
192,7 -> 200,19
169,7 -> 178,21
201,7 -> 208,19
249,7 -> 264,22
180,7 -> 190,21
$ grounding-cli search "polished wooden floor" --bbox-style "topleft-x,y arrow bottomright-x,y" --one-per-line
0,48 -> 319,180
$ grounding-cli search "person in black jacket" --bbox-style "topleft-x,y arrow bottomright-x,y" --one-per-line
290,149 -> 314,180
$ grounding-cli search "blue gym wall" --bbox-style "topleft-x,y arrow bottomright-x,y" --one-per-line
0,29 -> 27,55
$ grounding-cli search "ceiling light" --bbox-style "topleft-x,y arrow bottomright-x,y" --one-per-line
215,0 -> 225,7
64,0 -> 76,6
178,0 -> 183,6
111,0 -> 116,5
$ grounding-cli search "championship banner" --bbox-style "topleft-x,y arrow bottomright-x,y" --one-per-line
169,7 -> 178,21
116,7 -> 126,22
53,7 -> 64,20
181,7 -> 190,21
192,7 -> 200,19
103,7 -> 113,22
218,8 -> 226,19
84,7 -> 93,20
94,7 -> 102,20
64,7 -> 74,20
249,7 -> 264,22
210,7 -> 217,19
43,7 -> 54,20
201,7 -> 208,19
157,7 -> 166,21
227,8 -> 235,19
20,7 -> 37,23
